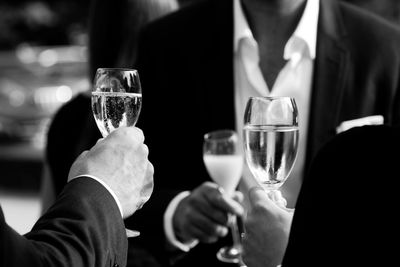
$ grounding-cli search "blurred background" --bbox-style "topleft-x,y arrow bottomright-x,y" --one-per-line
0,0 -> 90,234
0,0 -> 399,234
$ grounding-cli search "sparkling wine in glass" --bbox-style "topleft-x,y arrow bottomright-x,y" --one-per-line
203,130 -> 244,264
91,67 -> 142,237
91,68 -> 142,137
243,96 -> 299,197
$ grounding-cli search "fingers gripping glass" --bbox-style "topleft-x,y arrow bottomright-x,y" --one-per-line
91,68 -> 142,237
203,130 -> 244,264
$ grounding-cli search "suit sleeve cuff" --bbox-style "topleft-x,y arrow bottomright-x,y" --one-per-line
163,191 -> 199,252
72,175 -> 124,218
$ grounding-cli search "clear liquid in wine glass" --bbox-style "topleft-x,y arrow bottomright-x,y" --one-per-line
243,125 -> 299,190
92,91 -> 142,137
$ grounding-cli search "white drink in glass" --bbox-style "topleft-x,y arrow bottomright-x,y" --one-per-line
203,154 -> 243,195
203,129 -> 244,263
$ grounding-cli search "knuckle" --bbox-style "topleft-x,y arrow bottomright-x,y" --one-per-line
200,183 -> 220,197
147,161 -> 154,175
122,127 -> 144,143
142,143 -> 149,156
133,126 -> 144,135
215,225 -> 228,236
132,127 -> 144,141
117,126 -> 130,136
202,181 -> 215,190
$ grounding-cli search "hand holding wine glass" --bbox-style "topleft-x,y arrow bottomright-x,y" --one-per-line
203,129 -> 244,264
91,68 -> 143,237
243,96 -> 299,202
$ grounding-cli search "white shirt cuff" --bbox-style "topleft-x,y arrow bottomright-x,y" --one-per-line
164,191 -> 199,252
72,175 -> 124,218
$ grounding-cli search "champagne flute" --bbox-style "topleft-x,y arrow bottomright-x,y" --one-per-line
91,67 -> 142,237
91,68 -> 142,136
243,96 -> 299,199
203,130 -> 244,264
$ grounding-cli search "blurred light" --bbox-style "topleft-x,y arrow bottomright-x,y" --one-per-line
56,85 -> 72,103
38,49 -> 58,67
9,90 -> 26,107
16,44 -> 36,64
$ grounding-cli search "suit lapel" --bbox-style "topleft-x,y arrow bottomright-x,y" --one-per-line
306,0 -> 349,169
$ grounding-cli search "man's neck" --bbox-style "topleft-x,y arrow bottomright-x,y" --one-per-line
241,0 -> 307,43
239,0 -> 308,89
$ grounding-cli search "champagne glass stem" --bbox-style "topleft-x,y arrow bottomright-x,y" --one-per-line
216,213 -> 243,263
229,214 -> 242,251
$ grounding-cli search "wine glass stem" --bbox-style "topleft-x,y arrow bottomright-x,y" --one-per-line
228,213 -> 242,250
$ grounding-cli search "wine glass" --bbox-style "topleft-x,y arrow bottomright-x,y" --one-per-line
91,68 -> 142,137
203,129 -> 244,264
91,67 -> 142,237
243,96 -> 299,199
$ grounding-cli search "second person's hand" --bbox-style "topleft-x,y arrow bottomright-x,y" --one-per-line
173,181 -> 244,244
242,187 -> 293,267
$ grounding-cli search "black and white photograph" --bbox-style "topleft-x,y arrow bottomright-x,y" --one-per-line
1,0 -> 400,266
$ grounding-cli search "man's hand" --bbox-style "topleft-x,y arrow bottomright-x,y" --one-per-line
68,127 -> 154,218
242,187 -> 293,267
173,182 -> 244,244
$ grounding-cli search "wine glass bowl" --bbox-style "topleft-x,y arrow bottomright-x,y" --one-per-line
243,96 -> 299,191
91,68 -> 142,137
203,130 -> 243,195
203,129 -> 244,263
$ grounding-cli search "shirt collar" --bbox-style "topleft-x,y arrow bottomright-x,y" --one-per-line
234,0 -> 320,60
285,0 -> 319,60
234,0 -> 254,52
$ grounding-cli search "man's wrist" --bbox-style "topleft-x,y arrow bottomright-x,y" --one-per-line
164,191 -> 199,251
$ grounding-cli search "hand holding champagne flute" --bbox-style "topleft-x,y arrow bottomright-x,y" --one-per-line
203,130 -> 244,264
91,68 -> 142,237
243,96 -> 299,201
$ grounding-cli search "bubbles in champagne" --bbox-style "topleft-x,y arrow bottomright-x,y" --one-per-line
92,91 -> 142,137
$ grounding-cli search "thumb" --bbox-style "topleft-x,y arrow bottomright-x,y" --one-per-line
232,190 -> 244,204
95,137 -> 104,144
267,190 -> 288,208
248,186 -> 272,207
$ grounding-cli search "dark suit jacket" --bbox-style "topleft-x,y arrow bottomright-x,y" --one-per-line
46,0 -> 400,266
0,177 -> 127,267
282,125 -> 400,266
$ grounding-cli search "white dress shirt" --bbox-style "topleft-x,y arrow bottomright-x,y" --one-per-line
164,0 -> 320,251
235,0 -> 319,207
